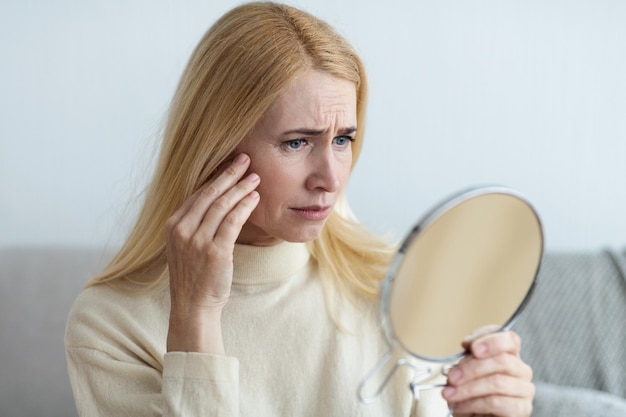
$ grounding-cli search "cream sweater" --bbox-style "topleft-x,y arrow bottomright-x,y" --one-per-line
65,242 -> 448,416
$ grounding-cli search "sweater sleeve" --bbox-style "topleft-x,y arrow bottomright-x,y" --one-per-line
66,347 -> 239,416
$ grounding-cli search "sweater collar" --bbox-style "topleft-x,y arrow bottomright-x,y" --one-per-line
232,241 -> 311,285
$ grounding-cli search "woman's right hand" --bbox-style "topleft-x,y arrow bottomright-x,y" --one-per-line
165,153 -> 260,354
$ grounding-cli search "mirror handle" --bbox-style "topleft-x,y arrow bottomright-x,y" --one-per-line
357,352 -> 435,404
357,352 -> 395,404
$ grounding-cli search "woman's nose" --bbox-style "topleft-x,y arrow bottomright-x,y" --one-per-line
305,149 -> 341,192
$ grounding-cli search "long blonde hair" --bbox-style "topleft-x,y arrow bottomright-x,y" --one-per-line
89,1 -> 395,300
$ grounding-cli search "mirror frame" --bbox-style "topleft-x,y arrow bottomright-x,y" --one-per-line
379,185 -> 543,363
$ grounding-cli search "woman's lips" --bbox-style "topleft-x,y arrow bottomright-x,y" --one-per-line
290,206 -> 332,221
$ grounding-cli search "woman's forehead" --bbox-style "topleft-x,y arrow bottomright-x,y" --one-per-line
263,71 -> 357,129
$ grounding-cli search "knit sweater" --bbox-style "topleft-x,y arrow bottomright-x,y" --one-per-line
65,241 -> 448,416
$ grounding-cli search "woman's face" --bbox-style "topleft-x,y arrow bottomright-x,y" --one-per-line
235,70 -> 356,246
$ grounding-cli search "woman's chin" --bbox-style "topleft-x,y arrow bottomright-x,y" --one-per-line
238,220 -> 327,246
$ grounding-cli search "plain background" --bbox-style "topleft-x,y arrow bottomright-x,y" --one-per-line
1,0 -> 625,252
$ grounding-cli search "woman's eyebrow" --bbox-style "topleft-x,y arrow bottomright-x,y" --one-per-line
281,126 -> 357,136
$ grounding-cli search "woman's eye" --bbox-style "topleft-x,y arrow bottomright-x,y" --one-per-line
284,139 -> 306,150
333,136 -> 354,147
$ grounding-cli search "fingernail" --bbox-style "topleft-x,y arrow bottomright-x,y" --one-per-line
442,386 -> 456,399
475,343 -> 488,356
234,153 -> 248,164
448,368 -> 462,383
247,173 -> 259,183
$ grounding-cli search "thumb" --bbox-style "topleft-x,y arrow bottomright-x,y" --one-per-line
461,324 -> 501,350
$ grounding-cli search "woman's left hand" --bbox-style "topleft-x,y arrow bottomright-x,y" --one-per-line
442,328 -> 535,417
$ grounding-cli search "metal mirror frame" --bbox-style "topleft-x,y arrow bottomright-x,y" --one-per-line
358,185 -> 544,405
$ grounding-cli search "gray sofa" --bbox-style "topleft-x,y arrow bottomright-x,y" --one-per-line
514,250 -> 626,416
1,246 -> 625,417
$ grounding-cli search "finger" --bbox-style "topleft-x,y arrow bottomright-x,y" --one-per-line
168,153 -> 251,235
197,170 -> 260,234
451,392 -> 534,417
448,352 -> 533,385
465,330 -> 522,359
461,324 -> 501,349
195,173 -> 260,247
214,190 -> 260,245
185,153 -> 252,221
443,373 -> 534,404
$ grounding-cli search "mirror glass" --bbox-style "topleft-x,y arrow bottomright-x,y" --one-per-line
359,186 -> 543,404
388,188 -> 543,360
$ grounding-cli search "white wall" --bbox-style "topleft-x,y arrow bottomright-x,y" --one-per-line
1,0 -> 625,251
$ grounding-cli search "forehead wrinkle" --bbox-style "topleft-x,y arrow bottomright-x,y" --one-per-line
254,71 -> 357,136
268,98 -> 354,136
307,93 -> 355,130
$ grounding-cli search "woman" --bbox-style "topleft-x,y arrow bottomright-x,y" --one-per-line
65,2 -> 534,416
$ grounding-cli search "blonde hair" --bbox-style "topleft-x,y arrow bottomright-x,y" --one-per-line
89,1 -> 395,300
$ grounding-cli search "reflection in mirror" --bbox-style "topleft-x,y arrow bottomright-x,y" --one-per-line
359,186 -> 543,414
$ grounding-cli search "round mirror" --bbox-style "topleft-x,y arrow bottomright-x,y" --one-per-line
359,186 -> 543,405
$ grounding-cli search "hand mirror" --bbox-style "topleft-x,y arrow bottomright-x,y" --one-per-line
358,186 -> 543,411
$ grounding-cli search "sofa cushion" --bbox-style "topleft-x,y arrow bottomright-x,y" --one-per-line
0,246 -> 113,417
514,249 -> 626,398
534,382 -> 626,417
